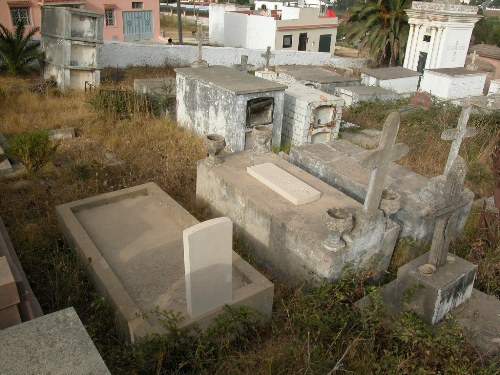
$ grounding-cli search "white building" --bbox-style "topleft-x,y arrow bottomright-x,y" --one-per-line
223,6 -> 338,54
403,0 -> 481,72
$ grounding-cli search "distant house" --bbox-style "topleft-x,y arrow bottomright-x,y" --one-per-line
222,6 -> 338,54
0,0 -> 160,42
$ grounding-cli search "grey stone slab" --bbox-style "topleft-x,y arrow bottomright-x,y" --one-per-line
361,66 -> 422,80
175,66 -> 287,95
196,151 -> 400,284
427,67 -> 488,77
57,183 -> 274,342
336,85 -> 399,96
289,140 -> 474,243
0,307 -> 111,375
275,66 -> 342,84
48,127 -> 75,140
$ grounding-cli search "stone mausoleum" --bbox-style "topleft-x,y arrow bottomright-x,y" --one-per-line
403,0 -> 481,72
176,66 -> 286,152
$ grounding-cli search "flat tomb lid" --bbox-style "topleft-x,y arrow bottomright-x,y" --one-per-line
361,66 -> 422,80
247,162 -> 321,205
425,67 -> 487,77
175,66 -> 287,95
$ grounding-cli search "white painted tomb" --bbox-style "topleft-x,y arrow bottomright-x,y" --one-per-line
488,79 -> 500,95
420,68 -> 487,99
403,0 -> 481,72
335,86 -> 399,107
361,67 -> 422,94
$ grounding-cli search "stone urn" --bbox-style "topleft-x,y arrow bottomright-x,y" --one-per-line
252,125 -> 273,153
380,189 -> 401,218
204,134 -> 225,165
322,208 -> 354,252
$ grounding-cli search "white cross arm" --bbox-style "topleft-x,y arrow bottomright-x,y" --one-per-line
441,127 -> 477,141
360,143 -> 409,170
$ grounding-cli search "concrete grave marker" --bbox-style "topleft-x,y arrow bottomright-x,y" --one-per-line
360,112 -> 409,215
192,24 -> 208,68
247,163 -> 321,205
441,105 -> 476,176
183,217 -> 233,319
261,46 -> 274,71
235,55 -> 249,72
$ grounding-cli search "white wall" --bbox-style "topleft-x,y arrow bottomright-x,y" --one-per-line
361,74 -> 420,94
488,79 -> 500,95
437,27 -> 473,69
281,6 -> 301,20
246,15 -> 276,49
420,71 -> 486,99
99,41 -> 368,69
209,4 -> 238,45
224,12 -> 249,48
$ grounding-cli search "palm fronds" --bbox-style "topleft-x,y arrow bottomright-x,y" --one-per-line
0,22 -> 42,75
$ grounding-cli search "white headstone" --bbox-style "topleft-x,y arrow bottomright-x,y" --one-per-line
183,217 -> 233,318
247,163 -> 321,205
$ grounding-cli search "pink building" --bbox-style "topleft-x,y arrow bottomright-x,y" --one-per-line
0,0 -> 160,42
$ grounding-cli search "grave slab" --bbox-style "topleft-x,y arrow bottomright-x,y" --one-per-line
57,182 -> 273,342
335,86 -> 399,106
48,127 -> 75,140
0,307 -> 111,374
197,151 -> 400,284
0,305 -> 21,329
361,67 -> 421,94
247,163 -> 321,205
184,217 -> 232,318
289,140 -> 473,243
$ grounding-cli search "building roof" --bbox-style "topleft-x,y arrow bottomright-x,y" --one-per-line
175,66 -> 287,95
276,66 -> 359,84
425,67 -> 488,76
469,44 -> 500,60
361,66 -> 422,80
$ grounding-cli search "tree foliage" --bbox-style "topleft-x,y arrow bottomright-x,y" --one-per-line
0,22 -> 42,76
344,0 -> 411,66
472,17 -> 500,46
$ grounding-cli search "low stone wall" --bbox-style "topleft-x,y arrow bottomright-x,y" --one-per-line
99,41 -> 368,70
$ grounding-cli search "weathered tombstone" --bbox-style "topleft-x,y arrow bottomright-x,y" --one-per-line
360,112 -> 409,215
192,24 -> 208,68
184,217 -> 233,318
234,55 -> 249,72
261,46 -> 274,71
441,105 -> 476,176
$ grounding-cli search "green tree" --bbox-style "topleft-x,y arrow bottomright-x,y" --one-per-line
0,22 -> 42,75
345,0 -> 411,66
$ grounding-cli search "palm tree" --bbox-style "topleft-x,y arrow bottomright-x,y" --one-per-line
345,0 -> 410,67
0,22 -> 42,75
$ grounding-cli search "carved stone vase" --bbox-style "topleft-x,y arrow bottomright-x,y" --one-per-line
322,208 -> 354,252
203,134 -> 225,165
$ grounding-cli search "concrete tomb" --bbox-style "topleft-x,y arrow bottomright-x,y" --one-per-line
56,182 -> 274,342
280,81 -> 344,146
196,145 -> 401,284
357,157 -> 477,326
403,0 -> 481,71
41,7 -> 103,90
0,256 -> 21,329
275,65 -> 361,95
133,77 -> 177,117
420,68 -> 487,100
335,85 -> 399,107
488,79 -> 500,95
176,66 -> 286,152
0,307 -> 111,375
361,67 -> 422,94
289,111 -> 474,243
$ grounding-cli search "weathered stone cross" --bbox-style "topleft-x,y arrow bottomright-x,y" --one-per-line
196,24 -> 207,65
423,156 -> 470,269
235,55 -> 249,72
261,46 -> 274,71
360,112 -> 409,215
441,105 -> 476,176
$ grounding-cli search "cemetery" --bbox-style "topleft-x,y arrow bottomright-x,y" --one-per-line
0,0 -> 499,373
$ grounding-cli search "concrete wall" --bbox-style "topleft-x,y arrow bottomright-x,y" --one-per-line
361,74 -> 420,94
437,27 -> 473,69
420,71 -> 487,99
209,3 -> 238,45
224,12 -> 250,48
224,12 -> 276,49
100,42 -> 368,69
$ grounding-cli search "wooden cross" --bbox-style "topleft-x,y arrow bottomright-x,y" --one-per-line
441,105 -> 476,176
425,156 -> 469,268
360,112 -> 409,215
235,55 -> 249,72
196,24 -> 207,65
261,46 -> 274,71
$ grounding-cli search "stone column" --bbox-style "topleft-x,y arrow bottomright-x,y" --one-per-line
403,24 -> 416,68
411,25 -> 426,71
425,27 -> 437,69
430,27 -> 445,69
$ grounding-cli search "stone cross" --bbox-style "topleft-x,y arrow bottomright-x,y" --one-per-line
235,55 -> 249,72
183,217 -> 233,319
196,24 -> 207,65
261,46 -> 274,71
360,112 -> 409,215
424,156 -> 469,268
441,105 -> 476,176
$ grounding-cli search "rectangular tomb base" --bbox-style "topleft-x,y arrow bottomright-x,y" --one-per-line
197,151 -> 400,285
357,252 -> 477,325
56,182 -> 274,343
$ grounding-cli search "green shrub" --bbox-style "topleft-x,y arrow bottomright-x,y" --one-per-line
9,130 -> 59,173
